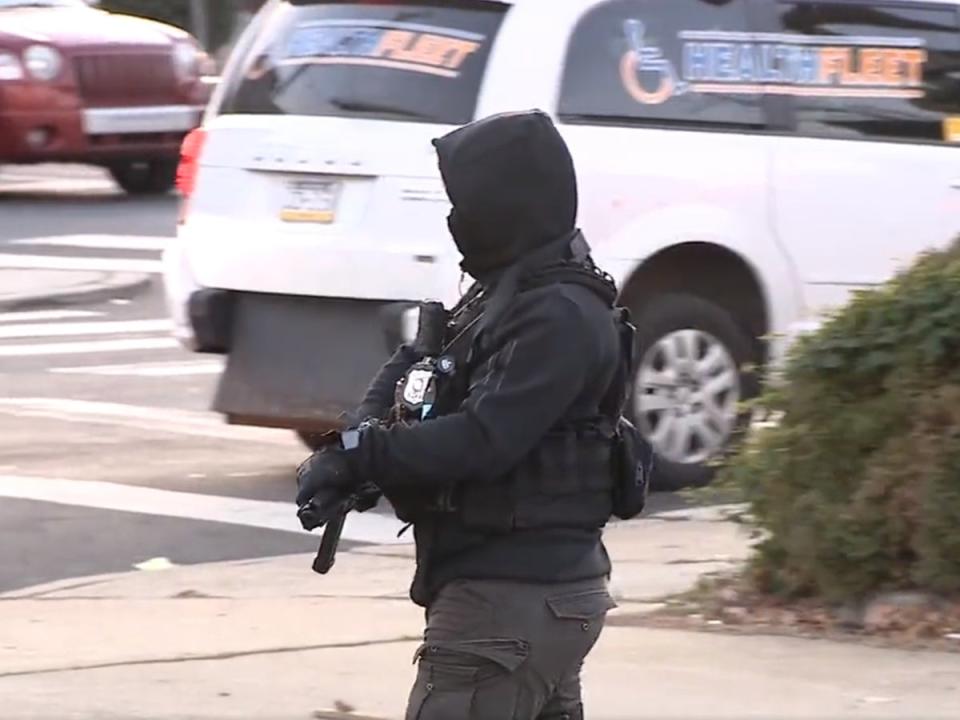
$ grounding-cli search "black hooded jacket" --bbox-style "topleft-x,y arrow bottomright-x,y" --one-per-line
351,111 -> 622,606
437,110 -> 579,277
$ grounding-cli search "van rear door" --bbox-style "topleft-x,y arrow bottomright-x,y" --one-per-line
183,0 -> 508,304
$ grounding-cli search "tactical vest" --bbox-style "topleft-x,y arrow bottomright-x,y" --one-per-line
391,261 -> 642,533
451,418 -> 618,533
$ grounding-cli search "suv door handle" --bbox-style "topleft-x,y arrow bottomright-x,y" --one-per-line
952,179 -> 960,189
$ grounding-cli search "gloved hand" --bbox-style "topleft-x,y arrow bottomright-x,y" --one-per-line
295,449 -> 356,508
297,490 -> 351,531
354,483 -> 382,513
297,481 -> 381,532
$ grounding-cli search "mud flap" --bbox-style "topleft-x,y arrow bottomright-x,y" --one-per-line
213,292 -> 398,431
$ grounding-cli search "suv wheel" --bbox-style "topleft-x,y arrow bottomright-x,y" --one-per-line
108,160 -> 177,195
628,293 -> 758,491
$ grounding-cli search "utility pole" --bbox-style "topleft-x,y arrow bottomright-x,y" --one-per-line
189,0 -> 211,51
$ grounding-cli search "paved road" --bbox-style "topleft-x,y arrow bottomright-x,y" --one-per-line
0,167 -> 336,592
0,165 -> 176,242
0,165 -> 692,595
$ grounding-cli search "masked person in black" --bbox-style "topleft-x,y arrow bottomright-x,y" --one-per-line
295,110 -> 650,720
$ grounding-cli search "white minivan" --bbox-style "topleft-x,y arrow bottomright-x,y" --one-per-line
164,0 -> 960,489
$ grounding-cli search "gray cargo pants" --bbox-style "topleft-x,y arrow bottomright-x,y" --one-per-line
405,577 -> 616,720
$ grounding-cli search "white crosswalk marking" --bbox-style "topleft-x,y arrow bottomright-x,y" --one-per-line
0,179 -> 114,194
0,337 -> 180,358
0,475 -> 408,545
0,398 -> 292,444
9,235 -> 168,251
51,359 -> 224,377
0,253 -> 162,274
0,234 -> 191,364
0,318 -> 173,340
0,309 -> 101,324
0,166 -> 115,194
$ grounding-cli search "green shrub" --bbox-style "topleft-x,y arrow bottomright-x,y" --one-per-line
719,237 -> 960,603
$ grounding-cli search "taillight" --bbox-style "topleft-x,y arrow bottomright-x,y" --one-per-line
176,127 -> 206,224
177,127 -> 206,196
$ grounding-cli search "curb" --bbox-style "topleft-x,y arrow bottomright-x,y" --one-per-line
0,272 -> 154,313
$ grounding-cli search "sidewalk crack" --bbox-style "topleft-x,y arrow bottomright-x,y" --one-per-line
0,635 -> 420,679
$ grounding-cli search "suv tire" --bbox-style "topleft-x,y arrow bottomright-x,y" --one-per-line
628,293 -> 758,491
108,159 -> 177,195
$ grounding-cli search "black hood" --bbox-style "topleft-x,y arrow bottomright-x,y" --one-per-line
433,110 -> 578,277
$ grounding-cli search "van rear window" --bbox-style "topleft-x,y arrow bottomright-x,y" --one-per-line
219,0 -> 507,124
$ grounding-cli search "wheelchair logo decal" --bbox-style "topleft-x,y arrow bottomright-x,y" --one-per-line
618,18 -> 927,105
619,19 -> 688,105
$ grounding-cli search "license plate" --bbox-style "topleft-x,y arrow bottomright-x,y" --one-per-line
280,179 -> 341,224
945,117 -> 960,143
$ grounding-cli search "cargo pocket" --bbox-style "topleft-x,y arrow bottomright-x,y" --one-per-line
546,588 -> 617,633
406,638 -> 528,720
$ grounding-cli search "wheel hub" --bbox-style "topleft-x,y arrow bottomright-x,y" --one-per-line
634,329 -> 741,465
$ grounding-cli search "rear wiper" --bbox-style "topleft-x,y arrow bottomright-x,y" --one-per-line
328,98 -> 430,121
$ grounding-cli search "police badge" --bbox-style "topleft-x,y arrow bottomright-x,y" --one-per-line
397,360 -> 439,421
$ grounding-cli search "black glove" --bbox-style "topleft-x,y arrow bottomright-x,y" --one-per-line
354,483 -> 382,513
297,489 -> 350,531
295,449 -> 356,508
297,480 -> 381,531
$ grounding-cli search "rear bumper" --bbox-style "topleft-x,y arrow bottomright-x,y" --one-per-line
163,239 -> 405,429
161,236 -> 203,349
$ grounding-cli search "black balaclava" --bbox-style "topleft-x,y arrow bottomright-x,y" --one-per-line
432,110 -> 579,279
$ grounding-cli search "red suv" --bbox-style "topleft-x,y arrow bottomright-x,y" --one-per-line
0,0 -> 209,194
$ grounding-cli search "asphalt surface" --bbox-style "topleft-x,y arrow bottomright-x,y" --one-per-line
0,165 -> 176,242
0,165 -> 693,595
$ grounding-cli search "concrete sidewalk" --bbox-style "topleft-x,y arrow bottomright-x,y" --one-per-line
2,510 -> 959,719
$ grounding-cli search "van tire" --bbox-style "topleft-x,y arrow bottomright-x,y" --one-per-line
108,159 -> 177,195
627,293 -> 758,491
